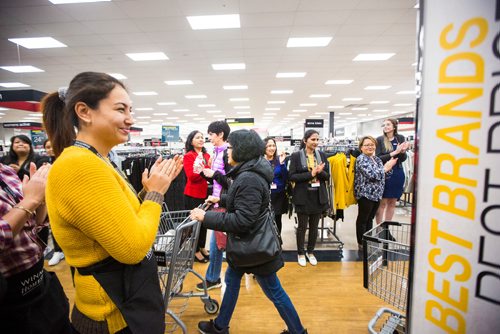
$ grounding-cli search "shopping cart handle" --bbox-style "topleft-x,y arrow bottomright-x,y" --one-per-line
200,202 -> 213,211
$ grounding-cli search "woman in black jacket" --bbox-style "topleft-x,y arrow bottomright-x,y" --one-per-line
191,129 -> 307,334
1,134 -> 38,180
288,130 -> 330,267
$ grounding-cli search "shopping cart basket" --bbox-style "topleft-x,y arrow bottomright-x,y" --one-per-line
154,203 -> 219,333
363,221 -> 411,334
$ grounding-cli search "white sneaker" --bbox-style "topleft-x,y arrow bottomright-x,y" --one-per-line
298,255 -> 307,267
306,253 -> 317,266
48,252 -> 65,266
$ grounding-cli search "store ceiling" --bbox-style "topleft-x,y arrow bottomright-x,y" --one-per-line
0,0 -> 418,138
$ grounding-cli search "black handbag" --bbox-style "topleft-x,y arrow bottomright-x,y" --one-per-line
226,204 -> 282,268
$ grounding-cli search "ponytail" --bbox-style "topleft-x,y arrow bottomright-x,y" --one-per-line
41,92 -> 76,157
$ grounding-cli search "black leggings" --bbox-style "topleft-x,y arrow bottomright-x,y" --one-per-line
184,195 -> 208,251
355,197 -> 380,245
274,214 -> 282,236
296,213 -> 321,255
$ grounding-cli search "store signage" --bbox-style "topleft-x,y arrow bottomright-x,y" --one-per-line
0,89 -> 46,112
291,139 -> 302,146
271,136 -> 292,142
305,119 -> 324,128
3,122 -> 42,129
161,125 -> 179,142
409,1 -> 499,333
334,128 -> 345,136
225,118 -> 254,126
30,129 -> 47,149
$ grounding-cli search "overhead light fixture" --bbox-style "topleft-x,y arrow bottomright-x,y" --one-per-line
198,104 -> 216,107
49,0 -> 110,3
223,85 -> 247,90
187,14 -> 240,30
234,106 -> 250,109
151,119 -> 163,122
292,109 -> 307,113
342,97 -> 363,101
352,107 -> 368,110
353,53 -> 395,61
267,101 -> 286,104
136,116 -> 151,119
212,63 -> 245,70
287,37 -> 333,48
370,101 -> 390,104
373,109 -> 389,112
0,82 -> 30,88
229,98 -> 249,102
325,80 -> 353,85
392,111 -> 409,114
185,95 -> 207,99
153,113 -> 169,116
166,117 -> 180,120
265,108 -> 280,111
237,111 -> 251,114
394,103 -> 413,106
310,94 -> 331,98
126,52 -> 168,61
193,117 -> 206,121
338,112 -> 353,115
135,107 -> 153,111
396,90 -> 417,95
263,113 -> 277,116
206,110 -> 221,113
315,112 -> 329,115
300,103 -> 317,107
365,85 -> 391,90
185,114 -> 199,117
414,3 -> 420,9
327,105 -> 344,109
276,72 -> 306,78
108,73 -> 127,80
8,37 -> 67,49
165,80 -> 193,85
133,91 -> 157,96
173,109 -> 189,112
157,102 -> 176,106
271,90 -> 293,94
1,66 -> 44,73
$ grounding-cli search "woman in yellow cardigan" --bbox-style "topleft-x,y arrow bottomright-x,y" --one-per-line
41,72 -> 182,334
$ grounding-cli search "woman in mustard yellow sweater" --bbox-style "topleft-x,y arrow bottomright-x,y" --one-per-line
41,72 -> 182,334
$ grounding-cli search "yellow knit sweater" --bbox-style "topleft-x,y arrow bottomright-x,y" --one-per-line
46,146 -> 161,333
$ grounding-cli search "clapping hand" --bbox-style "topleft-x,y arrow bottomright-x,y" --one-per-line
142,155 -> 183,194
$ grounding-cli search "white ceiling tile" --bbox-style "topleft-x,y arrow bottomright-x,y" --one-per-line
242,12 -> 296,27
5,5 -> 73,24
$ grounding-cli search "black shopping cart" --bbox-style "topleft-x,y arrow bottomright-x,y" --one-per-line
363,221 -> 411,334
154,203 -> 219,333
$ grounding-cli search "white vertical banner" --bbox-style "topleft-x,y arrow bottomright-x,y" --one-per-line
410,0 -> 500,333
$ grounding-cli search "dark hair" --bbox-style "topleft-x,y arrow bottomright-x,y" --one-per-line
41,71 -> 126,157
299,129 -> 320,149
228,129 -> 265,163
185,130 -> 207,153
6,134 -> 35,164
42,139 -> 50,149
359,136 -> 377,150
207,121 -> 231,141
263,137 -> 278,163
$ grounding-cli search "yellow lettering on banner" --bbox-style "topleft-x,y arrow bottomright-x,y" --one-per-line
430,219 -> 473,250
427,263 -> 469,312
435,154 -> 478,187
437,88 -> 483,118
433,186 -> 475,219
425,299 -> 466,334
440,18 -> 488,50
439,52 -> 484,83
436,122 -> 481,155
428,248 -> 471,282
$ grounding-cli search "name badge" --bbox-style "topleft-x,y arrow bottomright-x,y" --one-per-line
310,181 -> 320,188
270,183 -> 278,190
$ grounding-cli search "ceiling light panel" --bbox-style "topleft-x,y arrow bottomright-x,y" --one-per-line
229,98 -> 249,102
342,97 -> 363,101
276,72 -> 306,78
1,66 -> 44,73
212,63 -> 245,70
234,106 -> 250,109
310,94 -> 331,98
267,101 -> 286,104
328,105 -> 344,109
325,80 -> 353,85
365,85 -> 391,90
133,91 -> 157,96
165,80 -> 193,85
300,103 -> 317,107
0,82 -> 30,88
185,95 -> 207,99
135,107 -> 153,111
198,104 -> 216,107
271,90 -> 293,94
187,14 -> 240,30
265,108 -> 280,111
126,52 -> 168,61
353,53 -> 395,61
370,101 -> 390,104
108,73 -> 127,80
8,37 -> 67,49
396,90 -> 416,94
157,102 -> 176,105
223,85 -> 248,90
287,37 -> 333,48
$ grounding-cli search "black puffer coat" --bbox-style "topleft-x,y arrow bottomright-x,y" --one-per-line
203,156 -> 284,276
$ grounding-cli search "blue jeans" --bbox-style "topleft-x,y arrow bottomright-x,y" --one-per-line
206,232 -> 224,283
214,266 -> 305,334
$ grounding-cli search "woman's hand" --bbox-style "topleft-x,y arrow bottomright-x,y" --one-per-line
205,196 -> 220,204
22,162 -> 50,206
142,155 -> 183,195
202,168 -> 214,178
384,158 -> 398,173
190,208 -> 206,222
9,163 -> 20,173
311,162 -> 325,177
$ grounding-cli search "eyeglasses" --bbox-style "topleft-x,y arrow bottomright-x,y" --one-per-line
362,144 -> 375,147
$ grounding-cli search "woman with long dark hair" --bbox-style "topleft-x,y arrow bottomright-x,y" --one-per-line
288,130 -> 330,267
183,130 -> 211,262
41,71 -> 182,334
1,134 -> 37,180
263,137 -> 288,235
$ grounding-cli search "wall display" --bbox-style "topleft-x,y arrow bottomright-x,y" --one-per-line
409,1 -> 499,333
161,125 -> 180,142
30,129 -> 47,149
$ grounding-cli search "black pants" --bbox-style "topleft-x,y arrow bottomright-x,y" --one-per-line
275,214 -> 282,236
356,197 -> 380,245
296,213 -> 321,255
38,226 -> 62,252
184,195 -> 208,251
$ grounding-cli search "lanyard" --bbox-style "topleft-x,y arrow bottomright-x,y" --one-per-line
73,140 -> 138,197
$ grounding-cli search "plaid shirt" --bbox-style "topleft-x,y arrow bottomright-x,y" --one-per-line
0,164 -> 44,277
